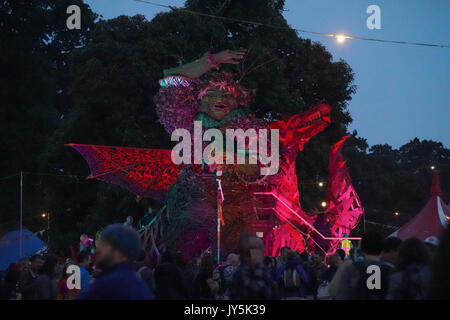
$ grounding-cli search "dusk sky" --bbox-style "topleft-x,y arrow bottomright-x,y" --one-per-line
84,0 -> 450,148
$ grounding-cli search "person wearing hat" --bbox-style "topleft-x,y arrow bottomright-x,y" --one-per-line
76,224 -> 153,300
424,236 -> 440,259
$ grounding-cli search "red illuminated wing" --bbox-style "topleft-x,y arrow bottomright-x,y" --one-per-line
66,144 -> 181,201
327,136 -> 364,240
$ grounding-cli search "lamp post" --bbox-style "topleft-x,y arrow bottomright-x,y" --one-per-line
19,171 -> 23,259
42,212 -> 50,245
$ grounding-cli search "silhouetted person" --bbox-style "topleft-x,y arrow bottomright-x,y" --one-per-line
381,237 -> 402,272
277,250 -> 309,299
35,255 -> 58,300
428,225 -> 450,299
322,252 -> 344,283
154,251 -> 189,299
299,251 -> 317,299
386,238 -> 430,300
134,250 -> 155,295
336,231 -> 390,300
77,250 -> 91,294
192,252 -> 217,299
76,224 -> 152,300
184,257 -> 200,297
213,253 -> 239,300
275,246 -> 290,272
229,234 -> 279,299
335,249 -> 346,262
18,254 -> 44,300
1,264 -> 20,299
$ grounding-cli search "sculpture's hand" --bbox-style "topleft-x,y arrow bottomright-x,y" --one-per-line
163,49 -> 247,79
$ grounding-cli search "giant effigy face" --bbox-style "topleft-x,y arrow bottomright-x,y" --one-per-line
153,71 -> 252,136
199,88 -> 240,120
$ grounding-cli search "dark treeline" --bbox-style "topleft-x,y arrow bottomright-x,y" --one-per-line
0,0 -> 448,256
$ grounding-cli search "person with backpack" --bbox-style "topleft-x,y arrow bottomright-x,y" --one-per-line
335,231 -> 390,300
276,251 -> 309,299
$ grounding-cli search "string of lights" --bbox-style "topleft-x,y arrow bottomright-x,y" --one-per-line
133,0 -> 450,49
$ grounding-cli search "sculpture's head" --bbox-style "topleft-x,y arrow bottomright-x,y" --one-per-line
155,71 -> 252,134
197,71 -> 251,120
270,103 -> 332,151
292,103 -> 332,149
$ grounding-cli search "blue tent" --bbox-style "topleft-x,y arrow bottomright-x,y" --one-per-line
0,229 -> 46,270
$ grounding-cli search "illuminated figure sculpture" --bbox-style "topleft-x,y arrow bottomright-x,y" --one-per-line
69,50 -> 362,260
79,234 -> 94,253
340,234 -> 353,256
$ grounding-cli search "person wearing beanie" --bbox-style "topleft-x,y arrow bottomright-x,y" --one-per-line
76,224 -> 153,300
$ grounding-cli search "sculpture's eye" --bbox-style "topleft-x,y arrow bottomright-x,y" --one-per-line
202,89 -> 221,100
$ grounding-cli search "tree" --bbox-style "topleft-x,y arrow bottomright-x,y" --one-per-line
0,0 -> 96,239
345,135 -> 450,236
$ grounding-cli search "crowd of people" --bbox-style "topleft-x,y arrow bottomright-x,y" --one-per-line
1,223 -> 449,300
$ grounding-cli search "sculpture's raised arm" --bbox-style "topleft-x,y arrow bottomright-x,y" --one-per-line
163,49 -> 247,79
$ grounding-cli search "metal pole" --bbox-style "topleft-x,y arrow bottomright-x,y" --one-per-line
47,212 -> 50,246
363,208 -> 366,233
19,171 -> 23,259
217,177 -> 221,264
216,170 -> 223,264
217,210 -> 220,264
